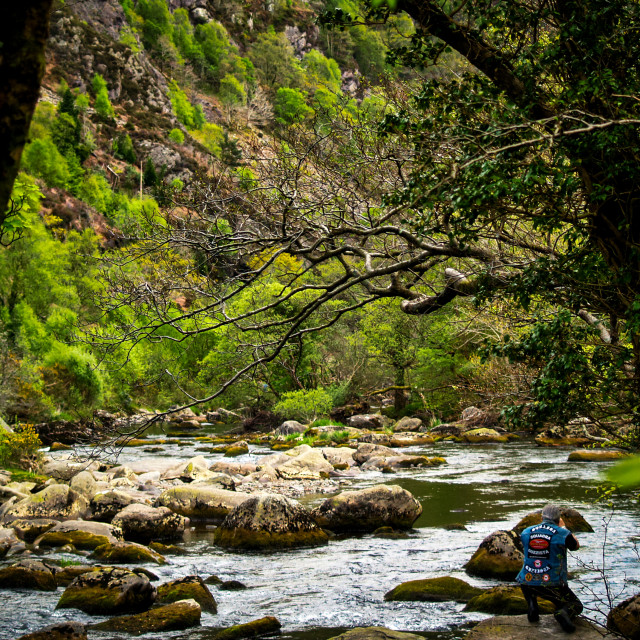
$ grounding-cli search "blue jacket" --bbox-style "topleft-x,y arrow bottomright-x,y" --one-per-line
516,520 -> 573,586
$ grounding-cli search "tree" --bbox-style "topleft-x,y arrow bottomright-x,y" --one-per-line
90,1 -> 640,437
273,88 -> 313,125
0,2 -> 55,243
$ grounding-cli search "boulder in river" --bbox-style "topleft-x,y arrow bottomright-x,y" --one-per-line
274,420 -> 306,436
513,508 -> 593,534
461,428 -> 509,443
69,471 -> 97,499
156,486 -> 249,520
89,598 -> 201,633
34,520 -> 123,550
463,585 -> 555,615
348,414 -> 385,429
10,518 -> 58,542
112,504 -> 187,543
607,592 -> 640,639
213,616 -> 282,640
2,485 -> 89,523
0,558 -> 57,591
327,628 -> 426,640
464,614 -> 610,639
90,540 -> 166,564
464,530 -> 523,580
275,445 -> 334,479
384,576 -> 483,602
568,449 -> 629,462
89,490 -> 144,522
352,443 -> 396,465
214,494 -> 329,550
16,621 -> 87,640
57,566 -> 157,615
393,417 -> 423,432
157,576 -> 217,612
311,485 -> 422,532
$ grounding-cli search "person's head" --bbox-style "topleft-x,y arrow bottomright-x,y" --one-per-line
541,503 -> 562,523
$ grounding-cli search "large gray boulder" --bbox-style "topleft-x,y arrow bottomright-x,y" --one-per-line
2,485 -> 89,523
311,485 -> 422,532
274,420 -> 306,436
112,504 -> 187,543
34,520 -> 123,550
608,592 -> 640,639
275,445 -> 334,480
214,494 -> 329,550
465,614 -> 611,639
156,486 -> 249,520
57,567 -> 157,615
69,471 -> 97,499
348,414 -> 384,429
352,443 -> 396,465
89,490 -> 144,522
0,558 -> 57,591
464,530 -> 523,580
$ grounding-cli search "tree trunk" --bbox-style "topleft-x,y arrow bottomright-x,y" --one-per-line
0,2 -> 54,220
393,367 -> 407,414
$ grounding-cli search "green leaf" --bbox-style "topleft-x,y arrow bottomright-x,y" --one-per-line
606,455 -> 640,489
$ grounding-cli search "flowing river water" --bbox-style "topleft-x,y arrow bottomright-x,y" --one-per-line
5,434 -> 640,639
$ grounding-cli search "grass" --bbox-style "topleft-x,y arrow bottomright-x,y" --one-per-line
8,468 -> 48,483
311,418 -> 347,428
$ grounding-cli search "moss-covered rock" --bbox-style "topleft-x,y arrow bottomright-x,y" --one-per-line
156,486 -> 249,520
568,449 -> 630,462
464,530 -> 523,580
224,441 -> 249,457
607,592 -> 640,639
220,580 -> 247,590
215,494 -> 328,550
0,559 -> 57,591
311,485 -> 422,533
90,540 -> 166,565
69,471 -> 96,499
149,541 -> 187,555
384,577 -> 483,602
89,490 -> 143,523
57,567 -> 157,615
50,442 -> 73,451
10,518 -> 58,542
326,627 -> 426,640
34,520 -> 123,550
89,598 -> 201,634
16,621 -> 87,640
157,575 -> 217,612
112,503 -> 187,543
213,615 -> 281,640
463,585 -> 555,615
462,428 -> 509,443
2,485 -> 89,522
55,565 -> 103,587
513,508 -> 593,534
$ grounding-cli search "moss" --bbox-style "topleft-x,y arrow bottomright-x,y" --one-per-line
463,429 -> 509,443
385,577 -> 484,603
0,563 -> 57,591
464,585 -> 555,615
157,577 -> 217,612
225,445 -> 249,457
214,528 -> 329,551
90,542 -> 166,565
568,449 -> 629,461
149,541 -> 187,555
213,616 -> 282,640
89,599 -> 201,634
464,531 -> 523,580
36,529 -> 114,550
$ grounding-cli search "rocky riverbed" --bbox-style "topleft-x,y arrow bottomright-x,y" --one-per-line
1,412 -> 639,639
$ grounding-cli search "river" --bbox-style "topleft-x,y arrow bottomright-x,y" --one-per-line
5,436 -> 640,639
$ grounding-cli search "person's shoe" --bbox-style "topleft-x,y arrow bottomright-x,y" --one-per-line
527,599 -> 539,623
555,609 -> 576,633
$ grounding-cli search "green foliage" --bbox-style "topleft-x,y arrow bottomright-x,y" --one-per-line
22,138 -> 70,188
273,88 -> 314,125
51,112 -> 81,156
29,102 -> 57,141
95,87 -> 116,119
2,174 -> 41,239
190,123 -> 224,157
168,80 -> 203,129
607,456 -> 640,489
0,425 -> 43,470
113,133 -> 137,163
273,387 -> 333,422
91,73 -> 108,95
119,25 -> 142,52
249,31 -> 303,90
195,21 -> 233,76
219,74 -> 247,107
302,49 -> 342,92
136,0 -> 172,49
168,128 -> 185,144
143,158 -> 159,187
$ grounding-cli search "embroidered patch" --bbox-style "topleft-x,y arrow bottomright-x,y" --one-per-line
525,573 -> 533,582
542,574 -> 550,582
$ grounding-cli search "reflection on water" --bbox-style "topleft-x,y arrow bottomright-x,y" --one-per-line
4,440 -> 639,639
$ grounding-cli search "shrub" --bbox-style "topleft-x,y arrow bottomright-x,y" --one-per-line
0,424 -> 43,470
273,387 -> 333,423
113,133 -> 137,163
219,74 -> 246,107
168,80 -> 200,129
273,87 -> 313,125
168,128 -> 185,144
95,87 -> 115,119
190,123 -> 224,157
22,138 -> 70,188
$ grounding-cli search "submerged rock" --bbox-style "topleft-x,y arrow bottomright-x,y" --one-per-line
156,486 -> 249,520
0,558 -> 57,591
513,508 -> 593,534
464,530 -> 523,580
16,621 -> 87,640
89,598 -> 201,633
112,504 -> 187,543
2,485 -> 89,523
213,616 -> 282,640
157,576 -> 217,612
463,585 -> 555,614
34,520 -> 123,550
311,485 -> 422,532
464,614 -> 609,639
214,494 -> 328,550
384,577 -> 483,602
90,540 -> 166,564
327,628 -> 426,640
57,567 -> 157,615
607,592 -> 640,639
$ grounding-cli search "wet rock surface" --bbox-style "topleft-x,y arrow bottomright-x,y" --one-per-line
90,540 -> 166,564
111,503 -> 187,542
0,558 -> 57,591
464,614 -> 612,639
156,486 -> 250,520
385,577 -> 483,602
157,575 -> 217,612
607,591 -> 640,639
2,485 -> 89,523
327,628 -> 426,640
16,621 -> 87,640
213,616 -> 282,640
464,530 -> 523,580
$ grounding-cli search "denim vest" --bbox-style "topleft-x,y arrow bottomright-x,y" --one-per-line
516,520 -> 571,586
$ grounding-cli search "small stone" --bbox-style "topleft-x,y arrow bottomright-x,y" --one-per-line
213,616 -> 281,640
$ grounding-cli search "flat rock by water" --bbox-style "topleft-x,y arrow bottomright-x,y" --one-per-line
464,614 -> 612,639
327,627 -> 426,640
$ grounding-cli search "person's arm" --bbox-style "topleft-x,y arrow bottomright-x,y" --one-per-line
559,518 -> 580,550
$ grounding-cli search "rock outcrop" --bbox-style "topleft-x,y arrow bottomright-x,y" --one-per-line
214,617 -> 282,640
16,621 -> 87,640
0,559 -> 57,591
607,592 -> 640,639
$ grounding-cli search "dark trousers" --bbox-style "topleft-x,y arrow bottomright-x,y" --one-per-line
520,584 -> 584,619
